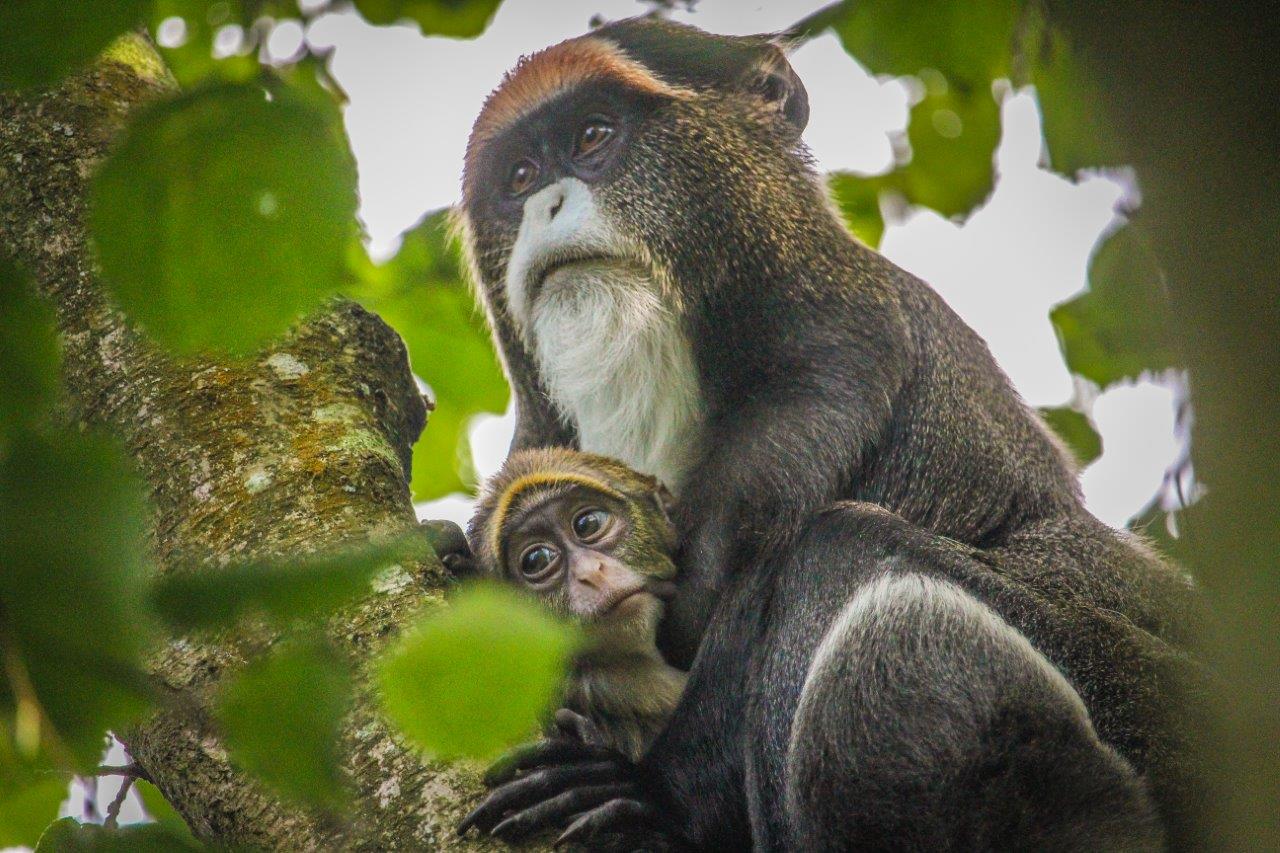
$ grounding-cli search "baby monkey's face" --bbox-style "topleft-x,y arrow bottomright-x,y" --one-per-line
501,485 -> 674,655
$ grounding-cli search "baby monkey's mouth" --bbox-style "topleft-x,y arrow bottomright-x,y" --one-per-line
596,585 -> 653,619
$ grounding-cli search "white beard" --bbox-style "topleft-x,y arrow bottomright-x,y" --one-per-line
530,264 -> 705,494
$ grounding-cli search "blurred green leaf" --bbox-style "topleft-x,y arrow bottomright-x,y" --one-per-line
150,534 -> 432,631
894,78 -> 1000,216
1051,224 -> 1177,387
827,0 -> 1012,217
1038,405 -> 1102,467
149,0 -> 259,87
89,82 -> 358,354
0,0 -> 150,90
830,0 -> 1016,85
827,174 -> 885,247
0,775 -> 67,848
217,638 -> 352,809
135,780 -> 199,845
0,428 -> 155,769
352,210 -> 509,501
0,257 -> 60,452
35,817 -> 202,851
411,401 -> 471,499
377,583 -> 578,760
352,0 -> 504,39
1128,500 -> 1181,553
1029,28 -> 1125,175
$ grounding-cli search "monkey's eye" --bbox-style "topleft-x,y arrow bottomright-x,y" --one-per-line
507,159 -> 539,196
519,544 -> 559,582
574,117 -> 616,159
572,508 -> 610,541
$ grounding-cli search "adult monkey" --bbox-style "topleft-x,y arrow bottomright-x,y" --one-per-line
455,16 -> 1209,851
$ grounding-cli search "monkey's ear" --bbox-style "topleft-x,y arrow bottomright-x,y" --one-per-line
651,481 -> 678,526
746,45 -> 809,135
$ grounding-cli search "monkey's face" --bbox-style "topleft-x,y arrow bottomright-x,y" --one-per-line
499,484 -> 675,655
460,19 -> 813,345
462,63 -> 668,342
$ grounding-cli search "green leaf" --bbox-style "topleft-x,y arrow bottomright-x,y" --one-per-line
150,533 -> 432,631
89,82 -> 359,354
827,174 -> 885,248
0,0 -> 150,90
1037,405 -> 1103,467
0,775 -> 68,848
0,428 -> 155,769
352,210 -> 509,501
377,583 -> 578,760
352,0 -> 504,39
1127,500 -> 1181,554
889,77 -> 1000,217
1029,28 -> 1125,174
0,256 -> 60,451
35,817 -> 202,852
831,0 -> 1016,85
135,780 -> 198,845
1051,225 -> 1177,388
828,0 -> 1013,217
217,639 -> 352,809
409,400 -> 471,499
148,0 -> 259,87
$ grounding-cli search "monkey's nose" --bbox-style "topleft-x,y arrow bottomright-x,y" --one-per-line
548,191 -> 564,220
573,562 -> 606,591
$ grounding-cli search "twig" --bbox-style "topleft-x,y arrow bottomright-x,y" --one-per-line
780,1 -> 850,46
96,763 -> 154,783
103,776 -> 134,830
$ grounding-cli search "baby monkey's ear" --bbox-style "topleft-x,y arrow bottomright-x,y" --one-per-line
648,480 -> 679,551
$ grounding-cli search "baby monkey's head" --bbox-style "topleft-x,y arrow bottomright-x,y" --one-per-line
468,448 -> 678,657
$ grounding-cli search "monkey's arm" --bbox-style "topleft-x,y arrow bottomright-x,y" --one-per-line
660,373 -> 897,665
509,380 -> 577,452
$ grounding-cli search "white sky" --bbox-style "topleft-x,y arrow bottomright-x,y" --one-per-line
303,0 -> 1181,530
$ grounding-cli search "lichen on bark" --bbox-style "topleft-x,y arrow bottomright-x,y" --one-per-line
0,38 -> 510,851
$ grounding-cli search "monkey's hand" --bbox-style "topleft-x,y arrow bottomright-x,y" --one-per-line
418,519 -> 477,578
458,710 -> 681,850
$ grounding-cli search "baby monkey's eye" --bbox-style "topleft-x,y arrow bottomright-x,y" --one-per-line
574,117 -> 616,158
572,508 -> 610,541
508,158 -> 539,196
519,544 -> 558,582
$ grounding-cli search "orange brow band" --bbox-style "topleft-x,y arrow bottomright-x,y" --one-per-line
488,471 -> 627,561
469,36 -> 688,150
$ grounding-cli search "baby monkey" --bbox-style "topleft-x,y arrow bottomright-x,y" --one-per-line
436,448 -> 687,761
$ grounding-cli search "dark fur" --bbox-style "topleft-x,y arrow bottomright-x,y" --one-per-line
458,17 -> 1211,851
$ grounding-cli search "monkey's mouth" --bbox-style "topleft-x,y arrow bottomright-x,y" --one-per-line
526,251 -> 635,307
596,586 -> 655,619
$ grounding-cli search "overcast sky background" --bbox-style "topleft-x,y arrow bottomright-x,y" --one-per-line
65,0 -> 1183,828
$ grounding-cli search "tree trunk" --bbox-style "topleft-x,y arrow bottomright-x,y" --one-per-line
0,38 -> 504,851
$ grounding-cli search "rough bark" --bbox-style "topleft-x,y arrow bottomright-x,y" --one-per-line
0,38 -> 505,850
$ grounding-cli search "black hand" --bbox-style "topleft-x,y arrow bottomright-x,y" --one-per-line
418,519 -> 476,578
459,737 -> 631,839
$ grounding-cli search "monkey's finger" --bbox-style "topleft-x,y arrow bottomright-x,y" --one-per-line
553,797 -> 659,849
489,783 -> 635,842
553,707 -> 609,747
458,761 -> 624,836
483,738 -> 618,786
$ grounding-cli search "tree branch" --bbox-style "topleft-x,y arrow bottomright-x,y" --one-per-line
0,37 -> 508,850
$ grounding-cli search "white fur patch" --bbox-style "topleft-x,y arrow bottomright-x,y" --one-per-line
531,265 -> 704,493
508,178 -> 706,492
